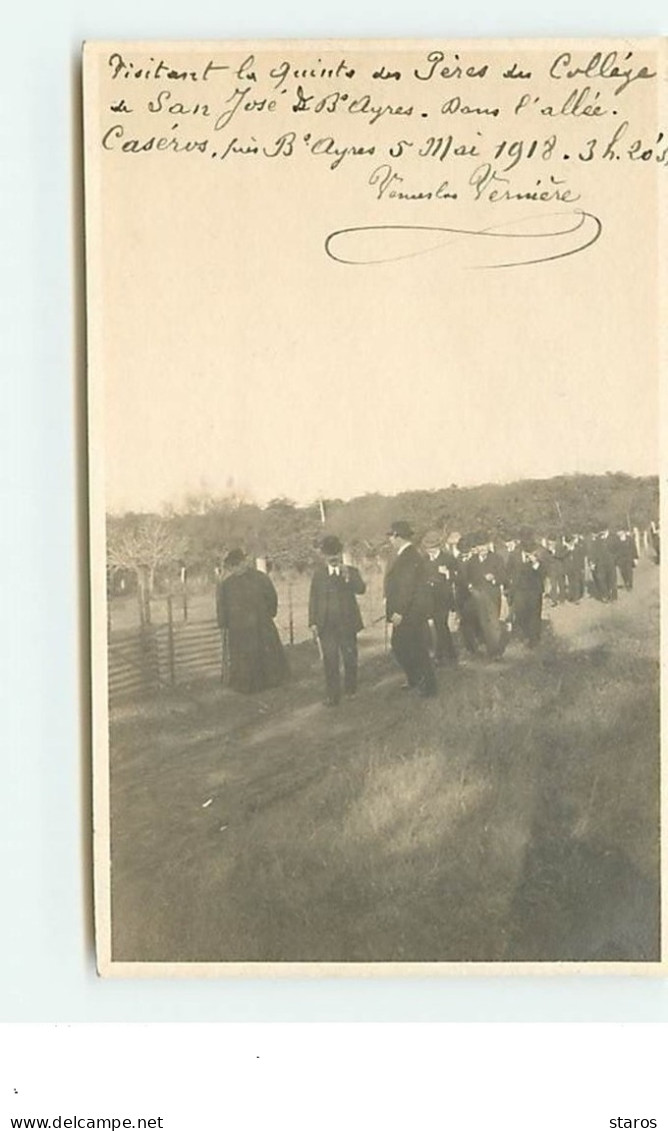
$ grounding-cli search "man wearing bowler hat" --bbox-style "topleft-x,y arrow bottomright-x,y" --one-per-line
421,529 -> 458,666
506,529 -> 545,647
384,521 -> 437,697
309,535 -> 366,707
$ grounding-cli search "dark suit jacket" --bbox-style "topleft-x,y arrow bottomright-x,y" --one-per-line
465,550 -> 507,591
506,549 -> 545,596
424,552 -> 456,615
384,545 -> 432,621
567,542 -> 586,571
615,537 -> 637,565
590,536 -> 616,570
308,565 -> 365,635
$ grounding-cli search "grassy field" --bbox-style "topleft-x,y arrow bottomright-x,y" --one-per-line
108,559 -> 660,964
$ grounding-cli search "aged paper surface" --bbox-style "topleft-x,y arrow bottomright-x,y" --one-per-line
84,39 -> 666,975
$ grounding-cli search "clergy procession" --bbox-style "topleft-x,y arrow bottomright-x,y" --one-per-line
215,519 -> 654,708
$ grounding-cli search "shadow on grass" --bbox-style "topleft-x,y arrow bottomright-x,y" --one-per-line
109,599 -> 660,964
506,651 -> 660,962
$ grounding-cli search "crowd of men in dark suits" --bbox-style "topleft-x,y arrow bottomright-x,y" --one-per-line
216,519 -> 651,707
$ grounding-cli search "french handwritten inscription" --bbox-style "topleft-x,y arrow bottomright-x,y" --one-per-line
91,44 -> 664,267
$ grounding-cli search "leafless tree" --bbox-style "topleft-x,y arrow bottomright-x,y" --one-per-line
107,516 -> 187,625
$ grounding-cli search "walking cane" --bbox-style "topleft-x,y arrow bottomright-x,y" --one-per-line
220,628 -> 230,685
370,613 -> 389,651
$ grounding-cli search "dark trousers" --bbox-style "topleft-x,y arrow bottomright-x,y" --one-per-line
460,588 -> 506,659
391,616 -> 436,693
433,616 -> 457,663
431,597 -> 457,663
593,562 -> 617,601
458,595 -> 481,654
512,590 -> 543,646
566,568 -> 584,602
618,561 -> 634,590
548,566 -> 567,604
320,629 -> 358,703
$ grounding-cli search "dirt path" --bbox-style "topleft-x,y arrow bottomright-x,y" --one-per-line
542,562 -> 658,658
107,559 -> 660,964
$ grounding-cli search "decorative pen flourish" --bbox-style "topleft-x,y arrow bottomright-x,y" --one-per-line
324,211 -> 603,269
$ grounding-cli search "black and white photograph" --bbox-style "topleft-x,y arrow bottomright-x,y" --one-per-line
83,38 -> 664,972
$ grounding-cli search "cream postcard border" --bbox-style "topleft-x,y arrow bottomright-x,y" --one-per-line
83,37 -> 667,977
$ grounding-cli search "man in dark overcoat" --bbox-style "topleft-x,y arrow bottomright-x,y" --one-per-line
506,535 -> 545,647
308,535 -> 366,707
384,521 -> 437,697
614,530 -> 638,591
590,530 -> 618,601
564,534 -> 586,603
460,533 -> 509,659
545,536 -> 568,605
421,530 -> 458,665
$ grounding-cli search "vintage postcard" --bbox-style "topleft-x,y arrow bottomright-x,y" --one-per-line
83,38 -> 666,975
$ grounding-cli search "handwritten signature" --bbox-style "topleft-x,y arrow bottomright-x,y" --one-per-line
324,211 -> 602,269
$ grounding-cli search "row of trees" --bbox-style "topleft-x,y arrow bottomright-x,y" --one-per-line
107,472 -> 659,600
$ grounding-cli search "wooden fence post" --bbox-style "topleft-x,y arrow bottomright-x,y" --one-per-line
139,622 -> 159,690
288,580 -> 295,645
167,595 -> 176,686
138,566 -> 152,627
220,628 -> 229,684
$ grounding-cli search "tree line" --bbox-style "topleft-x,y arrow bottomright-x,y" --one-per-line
107,471 -> 659,597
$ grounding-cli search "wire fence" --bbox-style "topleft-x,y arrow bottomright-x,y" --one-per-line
108,570 -> 386,703
106,534 -> 658,704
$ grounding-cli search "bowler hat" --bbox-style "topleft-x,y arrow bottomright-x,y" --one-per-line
387,520 -> 414,540
224,548 -> 246,568
321,535 -> 343,556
